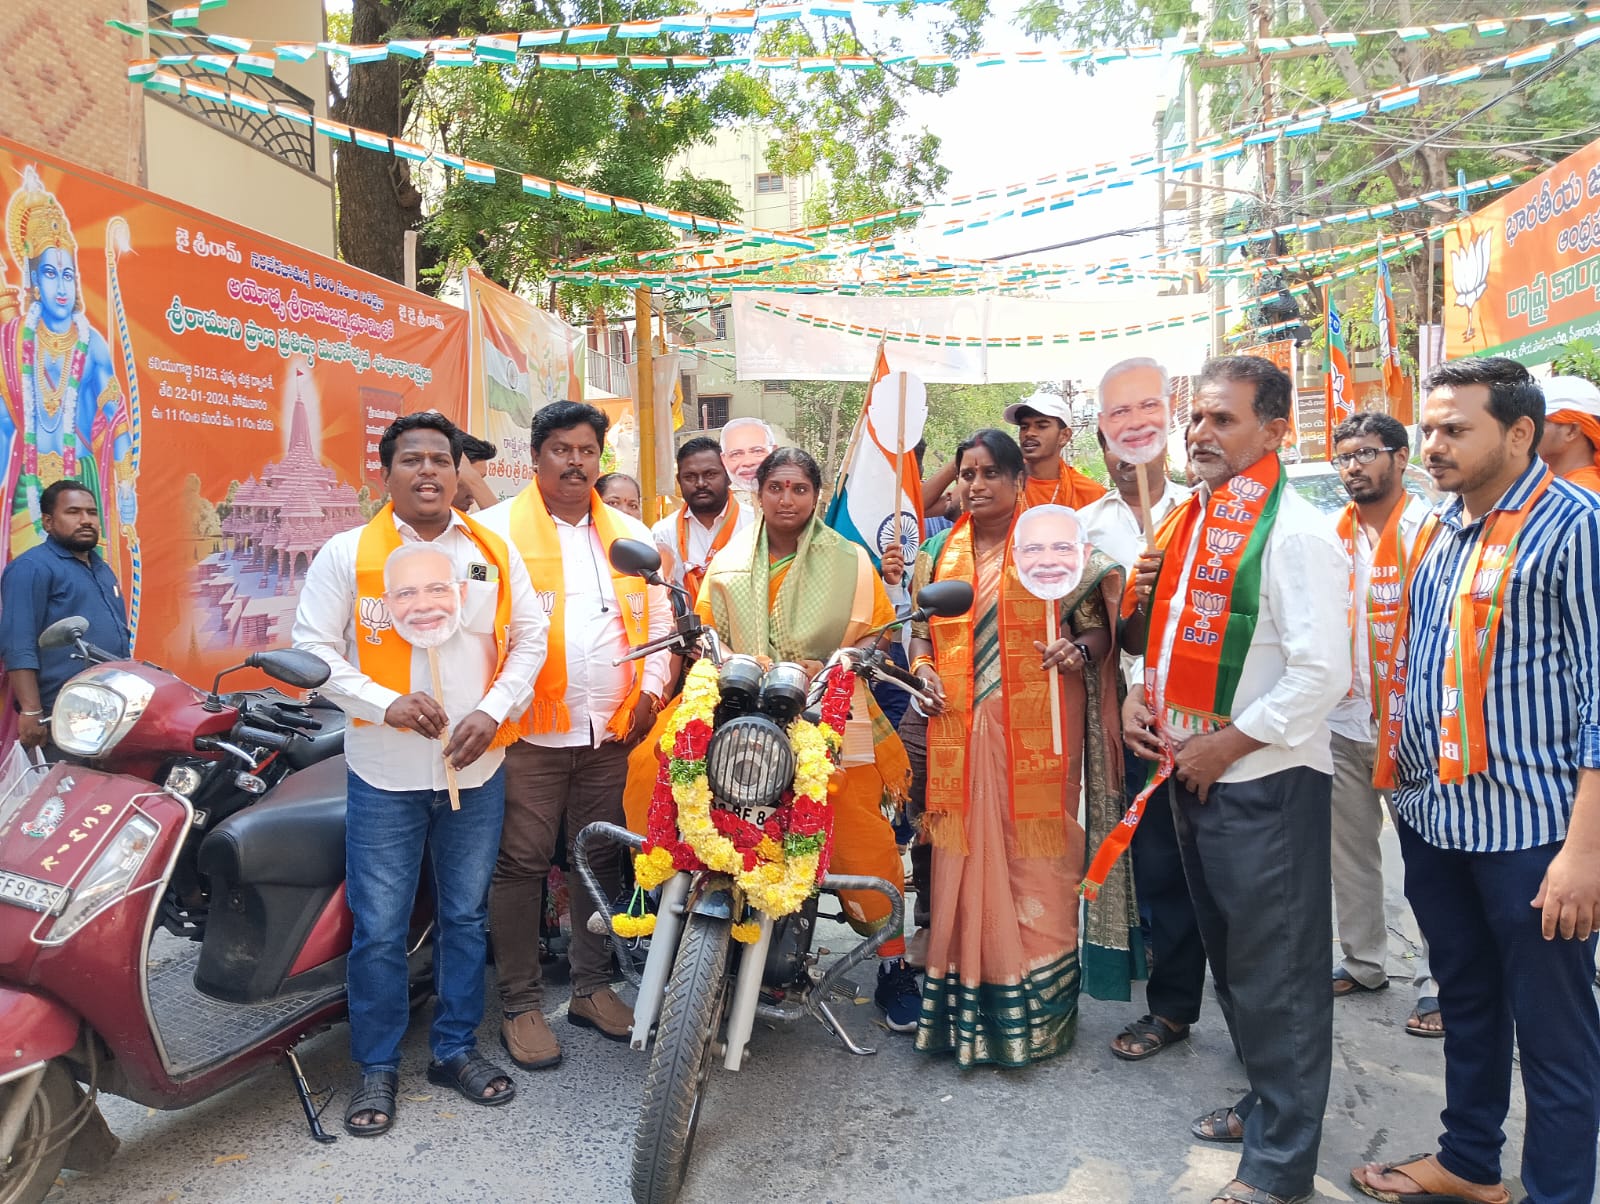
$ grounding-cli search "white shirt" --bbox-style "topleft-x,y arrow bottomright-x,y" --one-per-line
1080,477 -> 1191,689
478,494 -> 672,749
291,511 -> 547,791
1328,496 -> 1431,744
1151,481 -> 1352,783
650,497 -> 754,592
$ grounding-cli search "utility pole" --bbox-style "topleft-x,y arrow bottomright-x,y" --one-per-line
634,287 -> 657,522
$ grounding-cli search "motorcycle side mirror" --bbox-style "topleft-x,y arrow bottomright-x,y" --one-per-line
246,649 -> 331,691
39,616 -> 89,650
608,538 -> 665,584
914,581 -> 974,620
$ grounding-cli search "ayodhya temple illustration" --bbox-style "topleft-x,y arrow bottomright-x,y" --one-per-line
189,371 -> 368,650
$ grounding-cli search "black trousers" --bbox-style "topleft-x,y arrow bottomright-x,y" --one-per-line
1173,765 -> 1334,1200
900,705 -> 931,931
1127,749 -> 1207,1025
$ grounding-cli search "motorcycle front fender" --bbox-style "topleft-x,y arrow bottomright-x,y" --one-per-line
0,986 -> 78,1083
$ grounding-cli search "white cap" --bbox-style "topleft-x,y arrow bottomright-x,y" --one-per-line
1002,392 -> 1073,426
1544,375 -> 1600,418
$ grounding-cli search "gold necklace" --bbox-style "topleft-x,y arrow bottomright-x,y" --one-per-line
33,321 -> 76,358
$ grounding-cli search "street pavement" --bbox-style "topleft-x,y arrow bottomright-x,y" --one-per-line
50,826 -> 1542,1204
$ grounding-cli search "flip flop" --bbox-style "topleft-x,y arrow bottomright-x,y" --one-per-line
1406,997 -> 1446,1039
1333,967 -> 1390,996
1350,1153 -> 1510,1203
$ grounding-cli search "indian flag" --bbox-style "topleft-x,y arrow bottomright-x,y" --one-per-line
823,348 -> 926,572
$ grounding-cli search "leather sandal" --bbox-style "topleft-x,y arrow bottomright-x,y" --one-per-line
344,1069 -> 398,1137
427,1049 -> 517,1107
1350,1153 -> 1511,1203
1191,1106 -> 1245,1144
1111,1013 -> 1190,1061
1210,1179 -> 1310,1204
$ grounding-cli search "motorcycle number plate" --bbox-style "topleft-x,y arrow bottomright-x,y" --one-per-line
0,869 -> 68,915
727,802 -> 778,830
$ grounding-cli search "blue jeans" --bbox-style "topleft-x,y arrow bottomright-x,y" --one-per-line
345,768 -> 506,1073
1397,821 -> 1600,1203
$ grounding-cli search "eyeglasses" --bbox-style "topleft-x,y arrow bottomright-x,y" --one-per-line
1332,447 -> 1403,469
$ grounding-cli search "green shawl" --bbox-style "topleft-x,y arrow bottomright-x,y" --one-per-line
706,514 -> 865,661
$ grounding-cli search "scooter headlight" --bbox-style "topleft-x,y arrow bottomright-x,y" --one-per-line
46,815 -> 159,943
49,669 -> 154,757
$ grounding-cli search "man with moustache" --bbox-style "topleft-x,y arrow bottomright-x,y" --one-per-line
1,480 -> 131,754
1080,391 -> 1201,1064
479,400 -> 673,1068
1325,413 -> 1440,1038
651,435 -> 753,599
1124,356 -> 1349,1204
1352,358 -> 1600,1204
293,412 -> 546,1135
719,416 -> 776,496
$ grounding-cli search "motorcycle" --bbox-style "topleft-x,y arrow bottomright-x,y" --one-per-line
0,616 -> 413,1204
572,539 -> 972,1204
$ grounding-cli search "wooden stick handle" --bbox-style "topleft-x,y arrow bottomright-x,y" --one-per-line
1135,466 -> 1156,549
1047,604 -> 1063,757
428,645 -> 461,811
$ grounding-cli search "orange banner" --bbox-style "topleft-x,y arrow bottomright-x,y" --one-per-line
0,135 -> 467,686
1445,136 -> 1600,364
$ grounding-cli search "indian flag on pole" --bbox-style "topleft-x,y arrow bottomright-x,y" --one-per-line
824,347 -> 926,571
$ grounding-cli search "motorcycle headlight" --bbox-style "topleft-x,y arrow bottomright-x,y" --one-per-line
49,668 -> 153,757
46,814 -> 159,943
706,715 -> 795,817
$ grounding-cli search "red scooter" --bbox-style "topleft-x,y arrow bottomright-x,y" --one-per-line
0,617 -> 422,1203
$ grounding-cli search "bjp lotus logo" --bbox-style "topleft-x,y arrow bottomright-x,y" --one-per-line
1442,686 -> 1461,713
536,590 -> 556,615
1372,620 -> 1397,643
358,596 -> 393,645
625,591 -> 645,620
1204,528 -> 1245,567
1387,689 -> 1404,716
1471,568 -> 1501,600
1370,582 -> 1403,606
1190,590 -> 1227,629
1229,476 -> 1267,503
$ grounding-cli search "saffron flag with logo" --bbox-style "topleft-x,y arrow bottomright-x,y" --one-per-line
1374,258 -> 1413,423
824,347 -> 927,571
1325,288 -> 1357,450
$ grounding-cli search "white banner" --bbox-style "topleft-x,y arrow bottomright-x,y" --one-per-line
731,292 -> 1214,384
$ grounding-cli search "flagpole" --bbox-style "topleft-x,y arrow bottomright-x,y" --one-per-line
892,371 -> 908,560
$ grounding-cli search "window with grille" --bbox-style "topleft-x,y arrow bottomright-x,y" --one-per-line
762,380 -> 789,393
699,395 -> 731,428
756,173 -> 785,194
711,310 -> 728,340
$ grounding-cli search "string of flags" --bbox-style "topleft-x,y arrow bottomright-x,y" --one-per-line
111,7 -> 1600,71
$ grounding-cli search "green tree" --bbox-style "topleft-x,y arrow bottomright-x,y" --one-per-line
1551,340 -> 1600,387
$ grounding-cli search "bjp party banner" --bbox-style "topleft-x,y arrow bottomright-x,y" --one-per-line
1445,136 -> 1600,364
0,135 -> 467,685
461,268 -> 585,499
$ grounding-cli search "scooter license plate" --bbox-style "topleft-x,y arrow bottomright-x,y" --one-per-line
0,869 -> 68,915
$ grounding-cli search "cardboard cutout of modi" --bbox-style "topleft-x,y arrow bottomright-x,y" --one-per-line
1097,357 -> 1172,466
1012,504 -> 1085,758
382,543 -> 467,806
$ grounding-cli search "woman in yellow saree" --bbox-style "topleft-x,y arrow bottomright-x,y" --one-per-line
909,429 -> 1127,1068
689,447 -> 921,1027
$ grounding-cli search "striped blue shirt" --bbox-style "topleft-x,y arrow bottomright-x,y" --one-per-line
1393,458 -> 1600,852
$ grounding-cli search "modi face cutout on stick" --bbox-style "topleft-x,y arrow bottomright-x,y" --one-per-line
1012,504 -> 1086,756
383,543 -> 467,808
1098,357 -> 1173,544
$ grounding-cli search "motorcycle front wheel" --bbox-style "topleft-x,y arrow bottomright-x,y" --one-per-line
630,911 -> 730,1204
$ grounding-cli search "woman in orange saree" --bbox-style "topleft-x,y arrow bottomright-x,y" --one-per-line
909,429 -> 1126,1068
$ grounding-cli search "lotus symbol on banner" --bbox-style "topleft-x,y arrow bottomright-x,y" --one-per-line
1451,229 -> 1493,343
1204,528 -> 1245,567
1191,590 -> 1227,629
358,596 -> 393,645
1372,620 -> 1397,643
1229,476 -> 1267,503
1370,582 -> 1404,606
1442,686 -> 1461,714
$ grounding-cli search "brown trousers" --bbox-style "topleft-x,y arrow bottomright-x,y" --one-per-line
490,740 -> 630,1011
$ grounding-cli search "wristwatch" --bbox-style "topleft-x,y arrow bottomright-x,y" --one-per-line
1073,641 -> 1093,666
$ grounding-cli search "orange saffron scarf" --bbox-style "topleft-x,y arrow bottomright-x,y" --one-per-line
1374,470 -> 1551,788
507,484 -> 651,738
925,515 -> 1070,858
352,502 -> 521,749
1336,499 -> 1409,705
677,498 -> 742,601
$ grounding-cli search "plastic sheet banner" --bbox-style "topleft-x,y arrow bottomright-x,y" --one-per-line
0,134 -> 467,684
1445,136 -> 1600,365
462,268 -> 585,498
730,292 -> 1212,383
